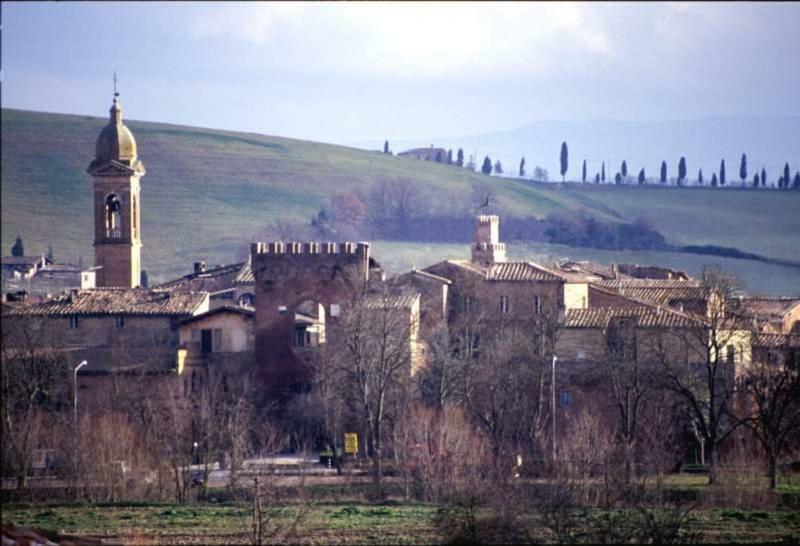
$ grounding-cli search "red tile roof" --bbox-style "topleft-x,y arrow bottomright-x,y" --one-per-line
3,288 -> 208,316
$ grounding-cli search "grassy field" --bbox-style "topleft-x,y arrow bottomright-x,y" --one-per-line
2,108 -> 799,289
3,499 -> 799,544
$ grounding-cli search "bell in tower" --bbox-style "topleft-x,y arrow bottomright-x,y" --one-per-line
87,85 -> 146,288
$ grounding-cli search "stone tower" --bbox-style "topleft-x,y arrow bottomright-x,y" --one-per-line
471,215 -> 506,266
87,93 -> 145,287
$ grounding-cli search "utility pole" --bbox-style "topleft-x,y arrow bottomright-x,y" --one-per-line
551,354 -> 558,463
74,360 -> 87,427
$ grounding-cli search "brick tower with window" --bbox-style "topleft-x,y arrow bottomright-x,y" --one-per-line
87,91 -> 145,287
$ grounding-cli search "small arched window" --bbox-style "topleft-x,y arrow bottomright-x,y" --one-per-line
105,194 -> 122,238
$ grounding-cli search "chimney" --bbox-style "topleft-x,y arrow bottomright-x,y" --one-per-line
194,261 -> 206,275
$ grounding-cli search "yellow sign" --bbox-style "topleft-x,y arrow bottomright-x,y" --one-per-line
344,433 -> 358,454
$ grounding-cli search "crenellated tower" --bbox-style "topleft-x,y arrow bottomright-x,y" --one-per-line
471,215 -> 506,266
87,91 -> 146,287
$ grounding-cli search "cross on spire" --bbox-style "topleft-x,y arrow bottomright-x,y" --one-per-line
113,71 -> 119,97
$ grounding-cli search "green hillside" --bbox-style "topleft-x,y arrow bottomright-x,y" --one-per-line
2,108 -> 799,287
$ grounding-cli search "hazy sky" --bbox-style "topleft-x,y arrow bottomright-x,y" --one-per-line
2,1 -> 799,145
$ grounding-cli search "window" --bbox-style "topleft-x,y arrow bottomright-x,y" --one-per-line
500,295 -> 509,314
68,316 -> 79,329
201,329 -> 213,353
114,316 -> 125,328
105,194 -> 122,238
462,295 -> 475,312
238,293 -> 255,308
607,317 -> 636,361
767,352 -> 778,366
330,304 -> 341,317
294,326 -> 311,348
533,295 -> 542,315
560,390 -> 572,407
726,345 -> 735,365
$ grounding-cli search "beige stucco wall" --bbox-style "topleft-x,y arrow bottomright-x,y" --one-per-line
564,283 -> 589,310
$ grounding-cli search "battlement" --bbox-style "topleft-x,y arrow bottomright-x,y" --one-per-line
477,215 -> 500,225
475,242 -> 506,252
250,241 -> 370,257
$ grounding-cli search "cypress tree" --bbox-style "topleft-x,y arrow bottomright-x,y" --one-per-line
615,172 -> 622,185
784,163 -> 791,190
761,167 -> 766,187
739,153 -> 747,184
46,244 -> 54,262
560,142 -> 568,182
660,161 -> 667,184
720,159 -> 726,186
435,150 -> 443,163
481,156 -> 492,175
753,174 -> 760,188
595,173 -> 600,184
601,162 -> 606,183
383,140 -> 389,154
582,160 -> 587,183
447,149 -> 453,164
493,160 -> 503,175
11,235 -> 24,257
519,156 -> 526,178
794,172 -> 800,189
457,148 -> 464,167
621,160 -> 628,181
638,168 -> 645,185
141,270 -> 149,288
678,157 -> 687,186
698,169 -> 704,185
711,173 -> 718,187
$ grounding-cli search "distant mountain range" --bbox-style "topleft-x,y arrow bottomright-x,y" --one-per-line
373,116 -> 800,184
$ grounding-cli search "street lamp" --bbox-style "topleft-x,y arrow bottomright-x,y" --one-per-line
74,360 -> 87,427
551,355 -> 558,464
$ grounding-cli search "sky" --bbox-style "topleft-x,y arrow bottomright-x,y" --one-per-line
2,1 -> 799,146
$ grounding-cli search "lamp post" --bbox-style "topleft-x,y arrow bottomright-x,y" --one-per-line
551,355 -> 558,464
73,360 -> 87,428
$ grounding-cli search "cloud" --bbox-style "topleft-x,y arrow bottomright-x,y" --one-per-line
189,2 -> 614,78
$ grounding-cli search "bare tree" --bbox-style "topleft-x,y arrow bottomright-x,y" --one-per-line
737,339 -> 800,489
327,288 -> 417,499
600,316 -> 660,482
655,267 -> 745,484
1,316 -> 70,490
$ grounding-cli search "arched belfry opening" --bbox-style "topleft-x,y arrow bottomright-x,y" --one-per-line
105,194 -> 122,239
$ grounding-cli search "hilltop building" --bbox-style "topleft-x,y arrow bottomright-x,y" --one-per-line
398,145 -> 448,162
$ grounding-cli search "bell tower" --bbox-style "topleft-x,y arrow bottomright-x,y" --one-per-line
87,88 -> 146,287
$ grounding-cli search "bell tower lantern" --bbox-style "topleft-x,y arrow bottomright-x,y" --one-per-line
87,90 -> 146,287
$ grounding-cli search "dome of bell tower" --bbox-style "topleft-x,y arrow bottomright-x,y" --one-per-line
94,95 -> 138,161
87,92 -> 145,176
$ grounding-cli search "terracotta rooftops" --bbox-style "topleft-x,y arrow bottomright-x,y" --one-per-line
487,262 -> 564,282
565,306 -> 703,329
1,255 -> 48,267
751,333 -> 800,348
735,296 -> 800,318
178,305 -> 255,325
364,291 -> 420,310
595,279 -> 708,306
3,288 -> 208,317
157,262 -> 252,294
